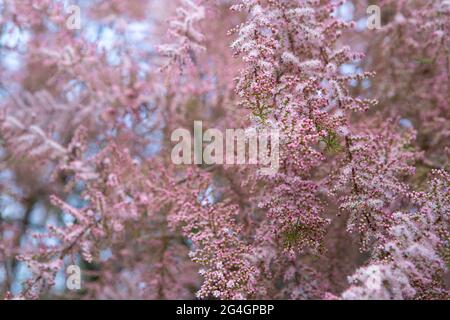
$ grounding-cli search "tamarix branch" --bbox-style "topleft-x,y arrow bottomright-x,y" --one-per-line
0,0 -> 448,301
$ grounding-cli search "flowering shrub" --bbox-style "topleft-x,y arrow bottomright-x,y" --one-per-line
0,0 -> 448,300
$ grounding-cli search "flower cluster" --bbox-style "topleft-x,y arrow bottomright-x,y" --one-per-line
342,170 -> 449,299
0,0 -> 448,300
330,117 -> 418,250
157,0 -> 206,71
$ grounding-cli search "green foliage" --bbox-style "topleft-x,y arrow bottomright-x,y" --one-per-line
282,224 -> 309,248
320,130 -> 342,153
252,104 -> 270,123
415,57 -> 433,65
